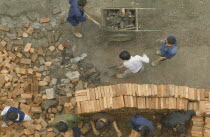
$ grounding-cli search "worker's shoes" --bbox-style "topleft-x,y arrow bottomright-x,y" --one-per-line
156,50 -> 161,55
151,60 -> 160,66
73,31 -> 83,38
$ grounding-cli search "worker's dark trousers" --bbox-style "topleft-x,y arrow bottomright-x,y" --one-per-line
72,126 -> 82,137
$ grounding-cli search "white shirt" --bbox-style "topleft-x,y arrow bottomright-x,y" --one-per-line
1,106 -> 32,121
123,55 -> 149,73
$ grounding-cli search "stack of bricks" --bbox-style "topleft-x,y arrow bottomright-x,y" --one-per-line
75,84 -> 210,114
191,116 -> 204,137
204,117 -> 210,136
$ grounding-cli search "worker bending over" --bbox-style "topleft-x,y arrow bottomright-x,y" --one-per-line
90,112 -> 122,137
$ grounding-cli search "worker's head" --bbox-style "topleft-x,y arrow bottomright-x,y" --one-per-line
56,121 -> 68,132
176,124 -> 186,134
78,0 -> 87,7
96,120 -> 106,129
137,126 -> 150,137
166,35 -> 176,45
6,111 -> 18,121
119,51 -> 131,60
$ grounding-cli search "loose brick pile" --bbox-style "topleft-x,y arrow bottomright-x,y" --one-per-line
191,116 -> 204,137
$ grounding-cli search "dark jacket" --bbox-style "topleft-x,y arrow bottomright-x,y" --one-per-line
162,110 -> 196,128
6,107 -> 25,123
160,35 -> 178,59
67,0 -> 88,26
130,115 -> 155,132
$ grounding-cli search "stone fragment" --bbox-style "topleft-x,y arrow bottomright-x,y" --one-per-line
23,32 -> 29,38
44,62 -> 53,67
7,33 -> 16,40
51,78 -> 57,85
0,25 -> 9,32
20,103 -> 31,113
39,65 -> 45,72
24,43 -> 32,52
65,71 -> 80,80
0,40 -> 7,47
52,8 -> 61,15
62,42 -> 71,48
27,14 -> 37,21
21,94 -> 32,99
29,48 -> 35,53
61,79 -> 70,84
27,27 -> 34,34
20,58 -> 31,65
49,46 -> 55,51
24,23 -> 30,28
58,44 -> 64,50
71,53 -> 87,63
40,17 -> 51,23
13,40 -> 23,45
28,69 -> 33,74
46,88 -> 55,99
17,53 -> 22,58
41,100 -> 58,110
75,81 -> 84,90
31,107 -> 42,113
31,53 -> 38,62
38,48 -> 44,55
39,81 -> 48,86
39,57 -> 45,65
6,43 -> 13,51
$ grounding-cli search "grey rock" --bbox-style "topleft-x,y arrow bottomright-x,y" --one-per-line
89,68 -> 97,73
6,43 -> 13,51
27,13 -> 37,21
39,65 -> 45,72
7,33 -> 16,40
54,32 -> 60,42
75,81 -> 84,90
45,24 -> 53,31
61,79 -> 70,84
53,129 -> 60,136
12,39 -> 23,45
46,88 -> 55,99
39,57 -> 45,65
70,53 -> 87,63
65,71 -> 80,80
66,92 -> 72,97
71,64 -> 77,70
52,8 -> 61,15
31,38 -> 48,48
41,100 -> 58,110
51,78 -> 57,85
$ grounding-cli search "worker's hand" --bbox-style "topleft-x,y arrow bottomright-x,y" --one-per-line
88,16 -> 92,20
93,129 -> 100,135
142,53 -> 146,56
117,131 -> 122,137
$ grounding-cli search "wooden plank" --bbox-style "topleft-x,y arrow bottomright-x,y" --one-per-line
137,85 -> 141,96
152,85 -> 158,97
200,89 -> 205,101
188,88 -> 196,101
145,97 -> 150,109
137,97 -> 145,109
196,89 -> 201,101
86,89 -> 91,100
168,85 -> 175,97
75,96 -> 88,102
94,88 -> 99,100
174,86 -> 179,98
99,99 -> 104,110
89,88 -> 96,100
132,84 -> 138,96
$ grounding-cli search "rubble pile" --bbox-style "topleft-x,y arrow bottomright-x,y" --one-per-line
105,9 -> 136,30
0,7 -> 101,136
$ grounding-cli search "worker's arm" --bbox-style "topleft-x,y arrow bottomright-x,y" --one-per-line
90,121 -> 99,135
112,121 -> 122,137
129,130 -> 139,137
140,53 -> 150,63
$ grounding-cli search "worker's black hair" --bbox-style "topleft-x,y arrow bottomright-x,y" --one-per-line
138,126 -> 150,137
176,124 -> 186,134
167,36 -> 176,44
78,0 -> 87,6
119,51 -> 131,60
96,120 -> 105,129
56,121 -> 68,132
6,111 -> 18,121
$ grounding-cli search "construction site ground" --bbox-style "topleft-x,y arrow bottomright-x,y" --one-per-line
0,0 -> 210,136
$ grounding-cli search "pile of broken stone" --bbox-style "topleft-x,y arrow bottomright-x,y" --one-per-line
0,8 -> 100,137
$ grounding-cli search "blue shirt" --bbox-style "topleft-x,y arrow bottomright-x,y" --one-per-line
130,115 -> 155,132
67,0 -> 88,26
160,35 -> 178,59
6,107 -> 25,123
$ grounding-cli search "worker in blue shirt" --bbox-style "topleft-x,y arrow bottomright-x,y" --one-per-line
67,0 -> 90,38
129,115 -> 154,137
151,35 -> 178,66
